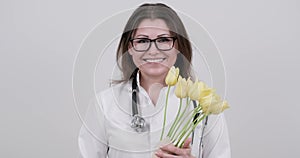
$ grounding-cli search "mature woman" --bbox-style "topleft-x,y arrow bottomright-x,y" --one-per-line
79,3 -> 231,158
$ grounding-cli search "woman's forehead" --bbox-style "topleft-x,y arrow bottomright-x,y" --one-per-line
135,19 -> 170,35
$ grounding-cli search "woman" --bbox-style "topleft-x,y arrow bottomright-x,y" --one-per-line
79,3 -> 231,158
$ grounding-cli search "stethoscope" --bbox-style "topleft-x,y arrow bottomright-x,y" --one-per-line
130,68 -> 146,132
129,68 -> 208,157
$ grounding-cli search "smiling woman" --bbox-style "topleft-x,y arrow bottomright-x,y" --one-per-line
78,3 -> 231,158
128,19 -> 178,89
116,3 -> 193,83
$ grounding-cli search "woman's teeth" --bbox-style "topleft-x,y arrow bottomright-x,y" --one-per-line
144,58 -> 165,63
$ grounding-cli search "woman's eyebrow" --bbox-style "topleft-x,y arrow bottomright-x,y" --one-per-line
135,34 -> 149,38
157,34 -> 171,37
134,33 -> 171,38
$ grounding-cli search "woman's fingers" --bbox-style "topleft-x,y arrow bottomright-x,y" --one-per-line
155,138 -> 194,158
182,137 -> 192,148
155,149 -> 180,158
158,143 -> 191,156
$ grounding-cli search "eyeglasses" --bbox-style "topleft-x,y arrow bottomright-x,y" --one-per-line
130,37 -> 177,52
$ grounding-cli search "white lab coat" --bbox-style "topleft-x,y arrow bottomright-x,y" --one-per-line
78,80 -> 231,158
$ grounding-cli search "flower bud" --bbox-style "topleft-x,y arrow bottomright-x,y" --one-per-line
175,76 -> 188,98
165,66 -> 179,86
188,80 -> 202,101
200,93 -> 229,115
200,88 -> 215,99
221,101 -> 230,112
186,77 -> 193,91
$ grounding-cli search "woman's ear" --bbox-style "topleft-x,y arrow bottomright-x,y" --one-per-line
128,46 -> 134,55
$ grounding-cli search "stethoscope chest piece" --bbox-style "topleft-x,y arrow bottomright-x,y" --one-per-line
131,114 -> 146,133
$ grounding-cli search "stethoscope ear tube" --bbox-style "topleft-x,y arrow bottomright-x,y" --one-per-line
130,68 -> 146,132
191,101 -> 208,158
131,68 -> 139,117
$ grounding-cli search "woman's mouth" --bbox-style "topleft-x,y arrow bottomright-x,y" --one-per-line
143,58 -> 166,63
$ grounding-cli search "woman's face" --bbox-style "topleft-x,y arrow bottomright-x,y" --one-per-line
128,18 -> 178,79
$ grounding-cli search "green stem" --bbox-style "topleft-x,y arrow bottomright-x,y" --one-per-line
174,107 -> 200,146
167,98 -> 182,137
177,114 -> 207,147
169,99 -> 192,139
172,105 -> 200,143
160,86 -> 171,141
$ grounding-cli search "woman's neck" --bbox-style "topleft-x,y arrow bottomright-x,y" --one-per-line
139,72 -> 167,105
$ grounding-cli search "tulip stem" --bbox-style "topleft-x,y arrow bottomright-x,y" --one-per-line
168,98 -> 191,138
160,86 -> 171,141
173,105 -> 202,146
171,105 -> 199,143
167,98 -> 183,137
177,114 -> 207,147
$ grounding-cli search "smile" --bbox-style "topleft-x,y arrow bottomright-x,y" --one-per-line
143,58 -> 166,63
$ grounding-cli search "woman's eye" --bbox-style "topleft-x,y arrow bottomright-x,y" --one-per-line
157,37 -> 171,43
136,39 -> 149,43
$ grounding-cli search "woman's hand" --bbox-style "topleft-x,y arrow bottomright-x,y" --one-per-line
155,138 -> 195,158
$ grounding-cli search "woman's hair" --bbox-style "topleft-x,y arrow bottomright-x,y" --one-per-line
115,3 -> 193,83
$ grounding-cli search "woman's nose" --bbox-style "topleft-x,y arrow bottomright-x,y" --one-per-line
146,42 -> 159,55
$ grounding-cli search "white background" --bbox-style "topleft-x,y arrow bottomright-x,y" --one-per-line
1,0 -> 299,157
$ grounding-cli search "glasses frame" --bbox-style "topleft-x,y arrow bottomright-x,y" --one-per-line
129,37 -> 177,52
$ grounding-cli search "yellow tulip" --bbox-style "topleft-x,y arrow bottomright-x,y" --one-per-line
200,93 -> 217,113
199,88 -> 215,99
165,66 -> 179,86
175,76 -> 188,98
188,80 -> 202,101
209,103 -> 224,115
221,101 -> 230,112
186,77 -> 193,91
200,93 -> 229,115
198,81 -> 208,90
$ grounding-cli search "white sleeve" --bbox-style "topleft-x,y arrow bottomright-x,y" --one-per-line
202,113 -> 231,158
78,99 -> 108,158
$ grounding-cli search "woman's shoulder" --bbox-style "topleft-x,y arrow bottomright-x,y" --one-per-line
96,81 -> 131,98
95,81 -> 132,111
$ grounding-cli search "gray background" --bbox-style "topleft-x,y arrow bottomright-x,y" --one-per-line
1,0 -> 299,157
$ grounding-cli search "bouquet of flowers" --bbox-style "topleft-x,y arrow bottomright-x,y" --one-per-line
160,66 -> 230,147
